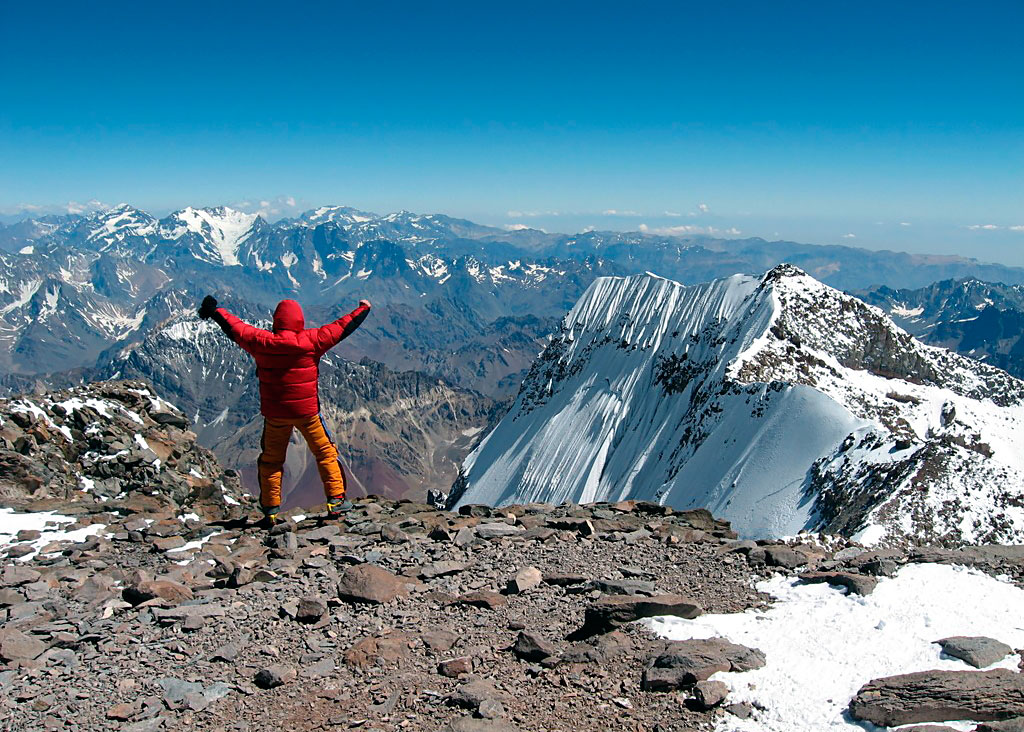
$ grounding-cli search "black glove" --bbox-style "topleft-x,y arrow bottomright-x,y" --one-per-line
198,295 -> 218,319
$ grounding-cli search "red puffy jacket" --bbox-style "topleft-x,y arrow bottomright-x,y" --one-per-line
214,299 -> 370,418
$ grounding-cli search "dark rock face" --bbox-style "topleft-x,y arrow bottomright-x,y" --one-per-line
849,669 -> 1024,726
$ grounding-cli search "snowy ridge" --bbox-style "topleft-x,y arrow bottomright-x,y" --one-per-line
84,204 -> 157,250
158,207 -> 260,266
455,265 -> 1024,544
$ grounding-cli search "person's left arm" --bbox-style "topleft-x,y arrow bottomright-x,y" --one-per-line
312,300 -> 371,355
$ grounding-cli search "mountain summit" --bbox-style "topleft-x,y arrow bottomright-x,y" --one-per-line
452,265 -> 1024,545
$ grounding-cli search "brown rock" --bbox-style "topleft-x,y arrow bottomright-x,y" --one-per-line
512,631 -> 557,662
0,629 -> 47,662
445,717 -> 521,732
254,665 -> 296,689
849,669 -> 1024,726
419,561 -> 469,580
423,630 -> 459,652
764,546 -> 806,569
693,680 -> 729,709
151,536 -> 186,552
123,578 -> 194,606
295,596 -> 327,623
337,564 -> 408,604
643,638 -> 765,691
936,636 -> 1013,669
343,634 -> 412,669
977,719 -> 1024,731
106,703 -> 137,721
439,657 -> 474,677
2,566 -> 41,586
506,566 -> 542,594
450,676 -> 509,710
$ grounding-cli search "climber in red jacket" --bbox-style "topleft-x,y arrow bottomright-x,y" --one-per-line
198,295 -> 370,526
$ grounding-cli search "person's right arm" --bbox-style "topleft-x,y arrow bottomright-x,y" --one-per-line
198,295 -> 263,353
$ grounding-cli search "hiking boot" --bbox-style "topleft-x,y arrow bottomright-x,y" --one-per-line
325,499 -> 353,520
257,506 -> 281,529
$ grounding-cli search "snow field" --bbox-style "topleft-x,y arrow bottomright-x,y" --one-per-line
643,563 -> 1024,732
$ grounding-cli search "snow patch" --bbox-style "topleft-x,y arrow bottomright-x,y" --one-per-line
644,563 -> 1024,732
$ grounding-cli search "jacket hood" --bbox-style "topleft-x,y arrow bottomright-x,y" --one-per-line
272,299 -> 305,332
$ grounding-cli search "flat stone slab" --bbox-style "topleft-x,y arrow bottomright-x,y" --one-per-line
0,629 -> 47,661
849,669 -> 1024,727
581,594 -> 702,635
642,638 -> 766,691
936,636 -> 1013,668
152,604 -> 226,621
798,571 -> 878,596
474,523 -> 525,539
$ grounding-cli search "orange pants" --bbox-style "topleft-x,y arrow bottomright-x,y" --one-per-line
258,414 -> 345,510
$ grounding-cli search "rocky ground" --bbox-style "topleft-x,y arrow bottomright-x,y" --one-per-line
3,495 -> 1024,732
2,379 -> 1024,732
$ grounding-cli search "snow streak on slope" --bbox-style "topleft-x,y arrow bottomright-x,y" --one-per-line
456,265 -> 1024,543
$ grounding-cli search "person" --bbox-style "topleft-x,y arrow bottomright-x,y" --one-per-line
198,295 -> 371,526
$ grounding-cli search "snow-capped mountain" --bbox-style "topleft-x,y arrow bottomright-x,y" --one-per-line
156,206 -> 263,266
856,278 -> 1024,379
452,265 -> 1024,545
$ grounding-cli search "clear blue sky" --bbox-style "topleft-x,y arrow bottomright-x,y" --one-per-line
2,1 -> 1022,263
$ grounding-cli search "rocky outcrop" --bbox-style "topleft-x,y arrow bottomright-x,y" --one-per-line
849,669 -> 1024,726
0,379 -> 247,519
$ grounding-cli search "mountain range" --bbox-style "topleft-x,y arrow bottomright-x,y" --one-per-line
3,204 -> 1024,509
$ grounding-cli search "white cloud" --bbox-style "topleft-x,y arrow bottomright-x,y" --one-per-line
842,233 -> 856,239
581,225 -> 595,233
967,224 -> 1001,231
602,209 -> 641,217
507,210 -> 559,218
504,224 -> 531,231
899,222 -> 911,227
231,195 -> 303,221
639,223 -> 740,237
1009,225 -> 1024,232
664,211 -> 682,218
65,199 -> 108,215
697,202 -> 710,213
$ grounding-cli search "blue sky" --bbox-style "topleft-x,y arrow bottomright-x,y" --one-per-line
2,1 -> 1022,263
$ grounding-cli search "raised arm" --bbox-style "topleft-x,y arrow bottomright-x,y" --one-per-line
313,300 -> 371,355
198,295 -> 265,353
